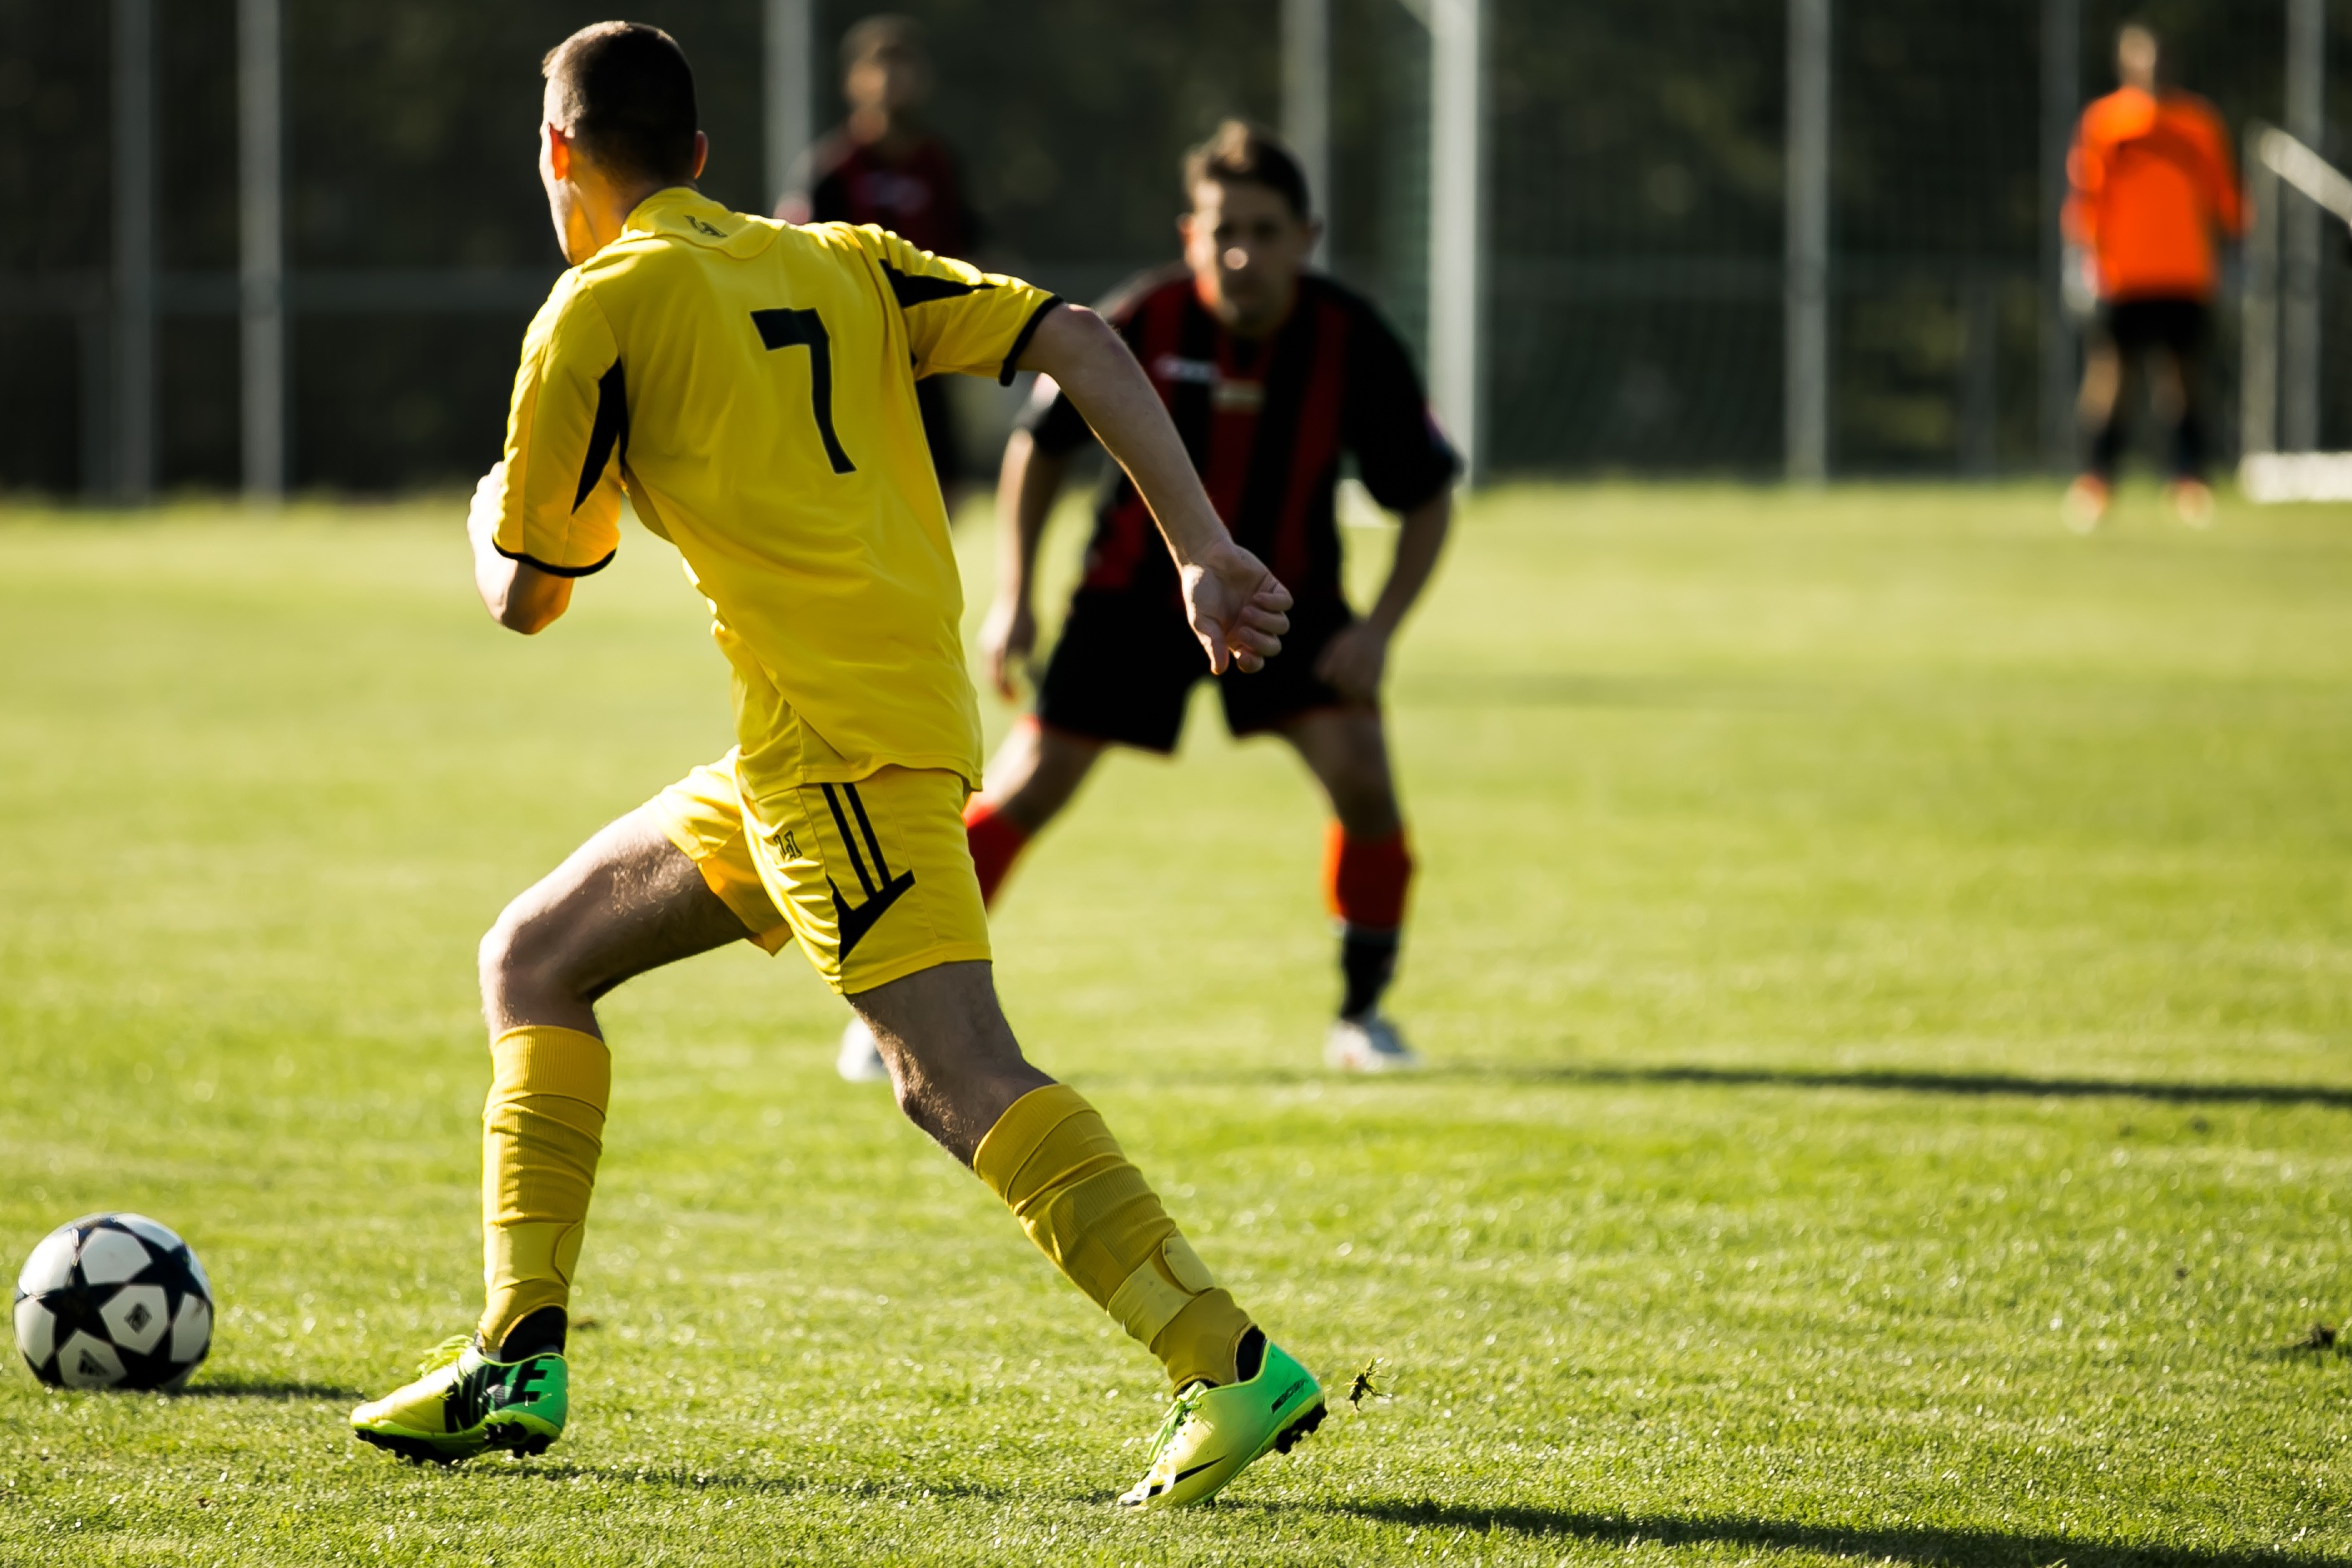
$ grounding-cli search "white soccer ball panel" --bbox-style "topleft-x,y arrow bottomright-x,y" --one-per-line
55,1331 -> 125,1389
101,1284 -> 170,1355
77,1228 -> 151,1288
13,1297 -> 55,1367
169,1293 -> 212,1364
18,1230 -> 77,1294
113,1214 -> 184,1254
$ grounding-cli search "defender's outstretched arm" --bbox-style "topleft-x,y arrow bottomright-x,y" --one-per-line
467,462 -> 573,634
1314,488 -> 1453,703
979,430 -> 1072,699
1016,306 -> 1291,674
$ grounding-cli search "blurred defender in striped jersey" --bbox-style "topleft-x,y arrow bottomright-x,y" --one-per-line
837,123 -> 1459,1081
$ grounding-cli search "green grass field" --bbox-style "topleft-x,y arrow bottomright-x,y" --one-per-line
3,482 -> 2349,1565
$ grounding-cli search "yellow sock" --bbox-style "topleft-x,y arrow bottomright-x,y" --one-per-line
974,1084 -> 1254,1389
478,1025 -> 610,1351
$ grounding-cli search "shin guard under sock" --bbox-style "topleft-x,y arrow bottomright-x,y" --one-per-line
479,1025 -> 609,1351
963,799 -> 1031,908
974,1084 -> 1253,1389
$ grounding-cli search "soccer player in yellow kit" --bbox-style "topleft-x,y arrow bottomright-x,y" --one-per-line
348,23 -> 1323,1509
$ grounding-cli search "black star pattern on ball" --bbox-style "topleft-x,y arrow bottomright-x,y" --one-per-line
17,1217 -> 213,1392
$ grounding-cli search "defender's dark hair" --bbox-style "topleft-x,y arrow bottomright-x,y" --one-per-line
1183,120 -> 1310,219
543,22 -> 699,185
840,13 -> 926,68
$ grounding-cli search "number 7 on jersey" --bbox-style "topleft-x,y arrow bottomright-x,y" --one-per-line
750,308 -> 856,475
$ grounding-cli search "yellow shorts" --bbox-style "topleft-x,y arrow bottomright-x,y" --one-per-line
646,749 -> 992,995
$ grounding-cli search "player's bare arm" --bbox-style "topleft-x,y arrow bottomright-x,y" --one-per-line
465,465 -> 571,633
979,428 -> 1072,698
1016,305 -> 1292,675
1314,487 -> 1453,703
462,88 -> 716,638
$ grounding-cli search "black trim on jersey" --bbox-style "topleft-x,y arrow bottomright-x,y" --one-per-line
884,263 -> 988,310
998,295 -> 1065,385
493,542 -> 618,578
572,361 -> 628,513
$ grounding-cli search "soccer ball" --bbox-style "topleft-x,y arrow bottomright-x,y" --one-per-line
14,1214 -> 214,1391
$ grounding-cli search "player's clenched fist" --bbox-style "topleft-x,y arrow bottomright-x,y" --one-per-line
1182,539 -> 1292,676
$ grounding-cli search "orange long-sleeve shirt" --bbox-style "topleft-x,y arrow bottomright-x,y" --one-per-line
2066,86 -> 2244,302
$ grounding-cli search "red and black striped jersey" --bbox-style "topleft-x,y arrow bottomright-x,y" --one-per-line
1021,266 -> 1456,605
804,131 -> 977,261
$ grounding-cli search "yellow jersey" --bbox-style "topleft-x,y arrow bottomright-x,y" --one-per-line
492,186 -> 1061,792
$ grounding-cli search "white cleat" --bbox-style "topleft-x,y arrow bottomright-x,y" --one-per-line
1325,1011 -> 1421,1073
835,1016 -> 890,1083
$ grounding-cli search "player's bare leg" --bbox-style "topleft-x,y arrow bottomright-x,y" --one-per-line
836,723 -> 1103,1081
2146,348 -> 2213,527
1283,708 -> 1419,1071
845,959 -> 1052,1157
850,959 -> 1324,1505
976,717 -> 1107,839
474,809 -> 753,1346
2067,340 -> 2124,532
354,812 -> 752,1461
481,809 -> 756,1037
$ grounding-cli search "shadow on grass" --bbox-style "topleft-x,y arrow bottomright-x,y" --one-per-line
1080,1061 -> 2352,1112
507,1463 -> 1029,1506
178,1376 -> 362,1401
1430,1061 -> 2352,1112
1395,672 -> 1825,712
1269,1498 -> 2345,1568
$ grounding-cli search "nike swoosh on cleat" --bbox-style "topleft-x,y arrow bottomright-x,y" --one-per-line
1173,1460 -> 1222,1483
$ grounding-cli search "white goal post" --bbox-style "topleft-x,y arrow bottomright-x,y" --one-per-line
2240,124 -> 2352,503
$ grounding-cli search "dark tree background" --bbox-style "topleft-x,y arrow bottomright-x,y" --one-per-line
0,0 -> 2343,491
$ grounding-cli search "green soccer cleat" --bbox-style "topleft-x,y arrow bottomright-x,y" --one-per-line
1118,1337 -> 1325,1510
350,1334 -> 568,1464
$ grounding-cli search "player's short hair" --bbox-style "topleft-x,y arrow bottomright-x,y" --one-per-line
1183,120 -> 1311,220
542,22 -> 700,186
841,13 -> 926,68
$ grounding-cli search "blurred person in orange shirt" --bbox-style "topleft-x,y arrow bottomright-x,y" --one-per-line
780,15 -> 983,504
2062,22 -> 2243,531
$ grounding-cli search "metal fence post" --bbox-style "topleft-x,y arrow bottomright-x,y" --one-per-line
2243,131 -> 2282,459
240,0 -> 285,500
111,0 -> 154,500
1961,271 -> 1999,475
1283,0 -> 1332,264
1785,0 -> 1831,481
2282,0 -> 2325,451
2040,0 -> 2080,471
765,0 -> 814,214
1428,0 -> 1485,481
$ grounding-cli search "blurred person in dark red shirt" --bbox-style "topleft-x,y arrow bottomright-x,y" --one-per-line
2062,22 -> 2243,531
780,15 -> 982,499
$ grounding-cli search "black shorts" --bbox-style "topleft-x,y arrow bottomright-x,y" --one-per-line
2096,298 -> 2208,358
1037,588 -> 1357,753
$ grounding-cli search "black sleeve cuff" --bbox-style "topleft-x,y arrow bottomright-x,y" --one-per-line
495,543 -> 617,578
998,295 -> 1065,385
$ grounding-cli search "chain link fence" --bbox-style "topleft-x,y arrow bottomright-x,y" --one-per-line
0,0 -> 2343,493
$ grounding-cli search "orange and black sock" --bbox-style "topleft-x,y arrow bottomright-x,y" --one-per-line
1324,824 -> 1413,1020
963,798 -> 1030,908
